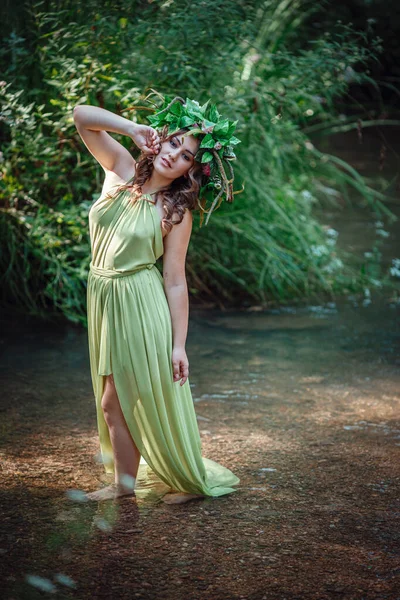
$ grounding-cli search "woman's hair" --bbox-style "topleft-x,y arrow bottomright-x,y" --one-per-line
107,125 -> 204,235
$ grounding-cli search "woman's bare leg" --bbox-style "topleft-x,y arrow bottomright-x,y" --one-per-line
86,374 -> 141,501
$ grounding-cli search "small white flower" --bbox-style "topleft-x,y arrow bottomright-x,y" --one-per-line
326,228 -> 339,237
309,244 -> 329,257
375,220 -> 384,228
390,267 -> 400,278
301,190 -> 313,201
322,257 -> 343,273
370,279 -> 382,287
376,229 -> 390,238
364,251 -> 373,259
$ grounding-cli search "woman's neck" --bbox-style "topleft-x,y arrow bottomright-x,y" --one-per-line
141,170 -> 172,196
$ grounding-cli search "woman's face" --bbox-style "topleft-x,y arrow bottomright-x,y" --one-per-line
153,132 -> 200,180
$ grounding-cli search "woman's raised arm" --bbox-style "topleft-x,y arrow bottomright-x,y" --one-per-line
73,105 -> 138,176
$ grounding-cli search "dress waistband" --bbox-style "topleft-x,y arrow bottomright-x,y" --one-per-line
89,262 -> 155,279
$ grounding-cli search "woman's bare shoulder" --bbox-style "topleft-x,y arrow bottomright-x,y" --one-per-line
100,167 -> 136,197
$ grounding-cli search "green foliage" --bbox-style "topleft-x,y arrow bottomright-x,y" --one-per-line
0,195 -> 91,324
0,0 -> 397,322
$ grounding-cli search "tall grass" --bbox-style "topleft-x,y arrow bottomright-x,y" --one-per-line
0,0 -> 397,323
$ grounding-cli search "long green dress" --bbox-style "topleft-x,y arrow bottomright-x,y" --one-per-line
86,172 -> 240,497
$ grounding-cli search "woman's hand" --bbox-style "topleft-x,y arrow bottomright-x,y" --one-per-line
172,346 -> 189,386
131,123 -> 161,155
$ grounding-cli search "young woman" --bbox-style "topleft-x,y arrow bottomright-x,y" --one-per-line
73,100 -> 240,504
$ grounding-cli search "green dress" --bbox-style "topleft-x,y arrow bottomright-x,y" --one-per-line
87,173 -> 240,497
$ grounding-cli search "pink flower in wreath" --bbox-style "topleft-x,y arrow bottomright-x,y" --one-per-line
202,164 -> 211,177
201,120 -> 215,134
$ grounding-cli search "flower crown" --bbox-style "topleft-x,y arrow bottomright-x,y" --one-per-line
146,93 -> 242,226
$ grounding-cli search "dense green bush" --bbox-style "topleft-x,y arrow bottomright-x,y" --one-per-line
0,0 -> 397,324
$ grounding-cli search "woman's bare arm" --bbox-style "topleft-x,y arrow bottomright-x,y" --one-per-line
162,209 -> 193,386
73,105 -> 137,177
163,210 -> 193,349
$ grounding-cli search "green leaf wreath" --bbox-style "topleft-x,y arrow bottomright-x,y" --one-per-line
146,92 -> 243,226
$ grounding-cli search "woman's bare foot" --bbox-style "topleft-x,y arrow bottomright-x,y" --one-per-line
161,492 -> 205,505
85,483 -> 136,502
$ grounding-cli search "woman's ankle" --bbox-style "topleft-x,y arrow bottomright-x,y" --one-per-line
115,474 -> 136,492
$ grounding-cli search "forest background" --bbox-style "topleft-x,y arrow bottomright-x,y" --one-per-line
1,0 -> 399,325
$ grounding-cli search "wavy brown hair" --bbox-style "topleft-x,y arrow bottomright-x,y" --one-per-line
106,125 -> 205,235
